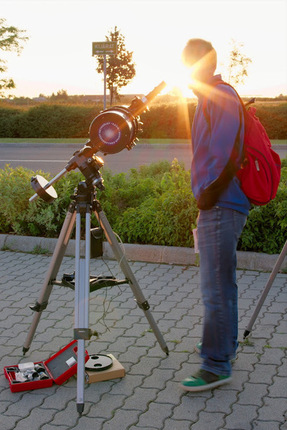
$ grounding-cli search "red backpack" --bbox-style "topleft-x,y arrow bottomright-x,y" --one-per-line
203,80 -> 281,206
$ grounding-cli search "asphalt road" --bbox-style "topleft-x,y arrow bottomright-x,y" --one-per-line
0,143 -> 194,176
0,142 -> 286,177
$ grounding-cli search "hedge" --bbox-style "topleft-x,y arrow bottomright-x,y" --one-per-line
0,105 -> 99,139
0,101 -> 286,139
0,159 -> 286,254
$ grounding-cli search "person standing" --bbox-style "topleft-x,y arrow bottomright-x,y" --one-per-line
180,38 -> 250,391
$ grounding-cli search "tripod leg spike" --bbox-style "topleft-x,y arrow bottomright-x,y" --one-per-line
243,330 -> 250,339
77,404 -> 84,415
22,346 -> 29,356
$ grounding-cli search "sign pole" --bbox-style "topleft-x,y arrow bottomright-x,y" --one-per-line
92,41 -> 117,111
103,54 -> 106,110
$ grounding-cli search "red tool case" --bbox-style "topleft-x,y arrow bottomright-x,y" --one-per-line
4,340 -> 89,393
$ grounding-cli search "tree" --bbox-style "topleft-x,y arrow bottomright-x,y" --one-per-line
0,18 -> 28,96
96,26 -> 136,105
50,89 -> 69,101
225,39 -> 252,87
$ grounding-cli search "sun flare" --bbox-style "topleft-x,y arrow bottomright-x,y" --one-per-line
164,67 -> 194,99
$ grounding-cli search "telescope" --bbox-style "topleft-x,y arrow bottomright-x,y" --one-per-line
25,81 -> 168,414
30,81 -> 166,203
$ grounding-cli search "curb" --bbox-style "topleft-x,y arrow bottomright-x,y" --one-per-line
1,234 -> 286,272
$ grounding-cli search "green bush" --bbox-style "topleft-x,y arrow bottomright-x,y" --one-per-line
0,101 -> 286,139
0,105 -> 100,138
104,160 -> 198,246
255,103 -> 287,139
139,102 -> 195,139
0,165 -> 83,237
0,160 -> 286,253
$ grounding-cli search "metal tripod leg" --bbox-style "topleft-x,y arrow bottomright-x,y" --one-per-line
244,240 -> 287,338
23,205 -> 76,354
74,207 -> 91,415
94,202 -> 169,356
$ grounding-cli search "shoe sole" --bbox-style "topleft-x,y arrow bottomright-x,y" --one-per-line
180,376 -> 232,392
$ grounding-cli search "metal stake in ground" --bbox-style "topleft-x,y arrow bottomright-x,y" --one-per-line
244,240 -> 287,338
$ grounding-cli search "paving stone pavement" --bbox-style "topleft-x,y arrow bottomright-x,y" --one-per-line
0,249 -> 286,430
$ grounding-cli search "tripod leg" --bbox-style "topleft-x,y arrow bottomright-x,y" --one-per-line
244,240 -> 287,338
23,206 -> 76,354
94,203 -> 169,355
74,210 -> 90,415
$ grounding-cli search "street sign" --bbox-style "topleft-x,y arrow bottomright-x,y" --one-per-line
92,41 -> 117,56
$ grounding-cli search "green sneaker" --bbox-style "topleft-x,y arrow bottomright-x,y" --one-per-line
180,369 -> 232,392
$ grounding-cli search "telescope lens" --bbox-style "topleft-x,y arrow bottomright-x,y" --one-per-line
99,122 -> 121,145
89,108 -> 137,154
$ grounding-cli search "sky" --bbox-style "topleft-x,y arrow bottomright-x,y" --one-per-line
1,0 -> 287,99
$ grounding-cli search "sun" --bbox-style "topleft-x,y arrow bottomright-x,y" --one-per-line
164,66 -> 195,99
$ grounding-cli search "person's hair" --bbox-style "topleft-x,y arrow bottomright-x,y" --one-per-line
182,38 -> 217,73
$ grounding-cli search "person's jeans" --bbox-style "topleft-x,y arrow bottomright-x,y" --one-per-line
197,206 -> 247,376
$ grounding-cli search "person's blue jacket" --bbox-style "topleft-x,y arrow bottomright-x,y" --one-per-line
191,74 -> 250,215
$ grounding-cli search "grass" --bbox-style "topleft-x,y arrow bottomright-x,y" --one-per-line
0,138 -> 87,144
0,137 -> 189,144
0,138 -> 286,145
269,140 -> 287,145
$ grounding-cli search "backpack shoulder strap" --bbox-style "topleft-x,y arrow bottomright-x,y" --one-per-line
197,80 -> 245,210
202,79 -> 244,122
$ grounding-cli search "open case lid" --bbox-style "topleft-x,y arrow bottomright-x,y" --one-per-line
44,340 -> 89,384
